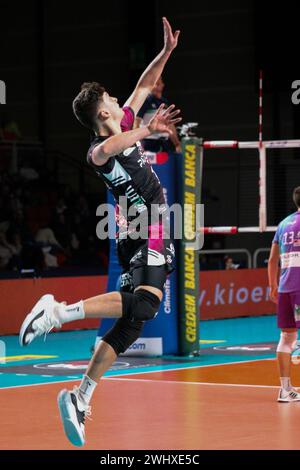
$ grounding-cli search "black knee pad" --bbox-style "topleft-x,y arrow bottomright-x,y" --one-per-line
121,289 -> 161,322
102,318 -> 144,355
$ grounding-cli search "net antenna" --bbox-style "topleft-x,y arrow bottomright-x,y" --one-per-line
258,70 -> 267,232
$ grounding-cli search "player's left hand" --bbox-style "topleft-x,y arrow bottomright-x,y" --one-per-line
148,104 -> 182,135
163,17 -> 180,53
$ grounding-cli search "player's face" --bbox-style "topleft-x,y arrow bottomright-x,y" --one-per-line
102,92 -> 122,118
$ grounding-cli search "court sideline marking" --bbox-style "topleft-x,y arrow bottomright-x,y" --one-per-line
105,377 -> 279,389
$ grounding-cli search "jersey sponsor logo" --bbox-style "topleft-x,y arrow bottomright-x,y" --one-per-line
137,154 -> 149,168
120,272 -> 134,290
124,185 -> 147,213
136,141 -> 144,156
123,147 -> 136,157
280,251 -> 300,269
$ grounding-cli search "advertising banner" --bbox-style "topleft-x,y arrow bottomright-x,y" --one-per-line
178,139 -> 201,355
200,269 -> 274,319
0,269 -> 275,336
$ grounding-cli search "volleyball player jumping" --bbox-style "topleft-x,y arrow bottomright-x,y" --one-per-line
19,17 -> 181,447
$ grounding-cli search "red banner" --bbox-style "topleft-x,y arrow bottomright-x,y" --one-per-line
0,269 -> 275,335
200,268 -> 275,319
0,276 -> 107,335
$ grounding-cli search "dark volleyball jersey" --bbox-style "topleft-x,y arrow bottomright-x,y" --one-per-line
87,106 -> 175,272
87,106 -> 166,235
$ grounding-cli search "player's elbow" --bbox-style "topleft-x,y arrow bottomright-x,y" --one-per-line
136,83 -> 152,94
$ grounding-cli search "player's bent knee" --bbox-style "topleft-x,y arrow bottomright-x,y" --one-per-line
121,289 -> 161,322
102,319 -> 144,356
276,331 -> 298,354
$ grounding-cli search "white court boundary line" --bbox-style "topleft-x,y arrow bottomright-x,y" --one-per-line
0,356 -> 276,390
104,377 -> 279,390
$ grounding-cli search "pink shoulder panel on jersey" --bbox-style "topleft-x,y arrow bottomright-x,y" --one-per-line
121,107 -> 135,132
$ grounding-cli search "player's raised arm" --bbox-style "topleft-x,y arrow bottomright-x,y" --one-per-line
124,17 -> 180,115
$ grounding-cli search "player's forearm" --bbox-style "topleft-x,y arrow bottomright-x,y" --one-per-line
136,49 -> 172,90
99,127 -> 151,158
268,258 -> 279,287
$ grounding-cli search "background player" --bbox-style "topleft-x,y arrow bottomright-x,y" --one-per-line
268,186 -> 300,402
19,17 -> 181,446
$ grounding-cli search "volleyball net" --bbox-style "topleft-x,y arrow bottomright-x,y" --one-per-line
178,137 -> 300,354
201,139 -> 300,233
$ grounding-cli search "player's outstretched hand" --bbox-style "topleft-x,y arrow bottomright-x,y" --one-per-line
163,17 -> 180,53
148,104 -> 182,136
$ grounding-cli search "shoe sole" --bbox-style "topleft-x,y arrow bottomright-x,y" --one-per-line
57,390 -> 85,447
19,294 -> 54,346
278,398 -> 300,402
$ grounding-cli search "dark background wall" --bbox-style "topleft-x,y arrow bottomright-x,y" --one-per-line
1,0 -> 299,256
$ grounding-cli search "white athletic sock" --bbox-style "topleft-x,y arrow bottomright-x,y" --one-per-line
280,377 -> 292,391
56,301 -> 85,325
78,375 -> 97,405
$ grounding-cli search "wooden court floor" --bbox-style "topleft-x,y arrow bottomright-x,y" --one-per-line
2,358 -> 300,450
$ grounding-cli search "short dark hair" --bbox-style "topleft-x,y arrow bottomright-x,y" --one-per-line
293,187 -> 300,208
72,82 -> 105,130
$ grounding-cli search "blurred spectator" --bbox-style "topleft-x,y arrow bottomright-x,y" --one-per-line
224,256 -> 240,270
135,76 -> 181,153
0,231 -> 22,269
35,226 -> 62,248
35,226 -> 66,268
0,154 -> 109,274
